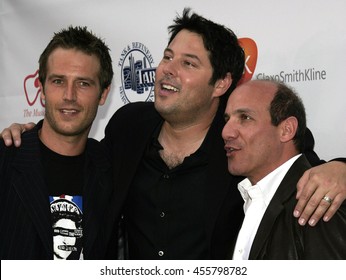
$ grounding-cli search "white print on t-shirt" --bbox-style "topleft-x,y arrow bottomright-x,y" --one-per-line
50,195 -> 83,260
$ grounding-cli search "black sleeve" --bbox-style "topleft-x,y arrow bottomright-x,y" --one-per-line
304,127 -> 346,166
304,127 -> 326,166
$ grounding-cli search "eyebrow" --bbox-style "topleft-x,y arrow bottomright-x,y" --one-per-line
234,108 -> 254,114
164,47 -> 202,63
225,108 -> 254,115
47,74 -> 97,85
224,108 -> 257,120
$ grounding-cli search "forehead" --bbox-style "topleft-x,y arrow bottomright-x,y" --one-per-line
169,29 -> 208,54
47,48 -> 100,71
228,81 -> 276,109
45,48 -> 101,86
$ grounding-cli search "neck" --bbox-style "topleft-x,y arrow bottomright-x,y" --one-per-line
159,119 -> 211,150
159,100 -> 219,145
38,128 -> 87,156
158,113 -> 214,169
248,150 -> 300,185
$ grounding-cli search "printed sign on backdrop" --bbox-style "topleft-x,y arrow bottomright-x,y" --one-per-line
118,42 -> 155,104
117,38 -> 258,103
238,38 -> 258,85
23,70 -> 45,118
0,0 -> 345,159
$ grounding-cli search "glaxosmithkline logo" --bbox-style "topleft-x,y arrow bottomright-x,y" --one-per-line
118,42 -> 155,104
238,37 -> 258,85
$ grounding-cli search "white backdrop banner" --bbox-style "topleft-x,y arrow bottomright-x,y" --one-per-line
0,0 -> 345,159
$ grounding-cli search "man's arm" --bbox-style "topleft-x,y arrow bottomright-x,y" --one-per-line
1,122 -> 346,226
294,160 -> 346,226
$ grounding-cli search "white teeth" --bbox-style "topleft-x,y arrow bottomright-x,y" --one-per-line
61,109 -> 77,114
162,84 -> 179,92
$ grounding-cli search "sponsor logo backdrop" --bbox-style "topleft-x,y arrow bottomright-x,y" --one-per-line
0,0 -> 345,160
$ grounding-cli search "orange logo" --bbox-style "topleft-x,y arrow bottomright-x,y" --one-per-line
238,38 -> 258,84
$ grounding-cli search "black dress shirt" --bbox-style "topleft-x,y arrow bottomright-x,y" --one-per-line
124,122 -> 213,259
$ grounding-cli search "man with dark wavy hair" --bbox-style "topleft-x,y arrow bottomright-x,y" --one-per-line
103,8 -> 346,259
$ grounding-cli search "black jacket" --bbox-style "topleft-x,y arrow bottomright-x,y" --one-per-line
249,155 -> 346,259
0,120 -> 117,259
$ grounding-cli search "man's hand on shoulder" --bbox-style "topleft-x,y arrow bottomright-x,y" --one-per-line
0,122 -> 36,147
294,161 -> 346,226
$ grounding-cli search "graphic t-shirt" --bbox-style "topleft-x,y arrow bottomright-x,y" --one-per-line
40,140 -> 85,260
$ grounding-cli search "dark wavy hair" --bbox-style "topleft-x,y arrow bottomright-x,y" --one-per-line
167,8 -> 245,109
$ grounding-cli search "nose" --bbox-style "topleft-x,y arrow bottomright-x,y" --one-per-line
63,82 -> 77,102
222,119 -> 239,142
161,58 -> 177,77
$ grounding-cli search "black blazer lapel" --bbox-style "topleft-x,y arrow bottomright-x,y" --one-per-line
249,155 -> 311,259
203,110 -> 244,258
11,126 -> 53,256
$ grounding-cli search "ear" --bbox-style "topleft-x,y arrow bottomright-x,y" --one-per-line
280,116 -> 298,143
39,80 -> 45,101
212,72 -> 232,98
98,86 -> 111,106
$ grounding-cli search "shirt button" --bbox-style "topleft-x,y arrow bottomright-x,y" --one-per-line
163,174 -> 169,179
160,212 -> 165,218
158,251 -> 164,257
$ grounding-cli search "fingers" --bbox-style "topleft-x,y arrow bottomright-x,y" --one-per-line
300,192 -> 334,226
293,169 -> 315,219
0,123 -> 34,147
23,122 -> 36,132
321,193 -> 345,222
11,123 -> 27,147
300,191 -> 344,226
1,128 -> 15,146
295,168 -> 309,200
294,161 -> 346,226
295,181 -> 329,226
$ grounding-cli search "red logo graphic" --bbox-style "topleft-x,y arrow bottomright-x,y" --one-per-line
23,69 -> 44,107
238,38 -> 258,85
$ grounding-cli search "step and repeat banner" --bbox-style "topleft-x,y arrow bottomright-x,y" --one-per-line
0,0 -> 345,160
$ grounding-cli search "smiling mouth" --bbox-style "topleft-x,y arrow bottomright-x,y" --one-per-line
60,109 -> 79,114
225,146 -> 240,156
161,83 -> 179,92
